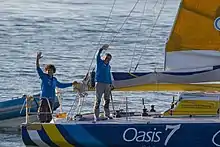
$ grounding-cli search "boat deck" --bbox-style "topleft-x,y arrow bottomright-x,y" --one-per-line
45,112 -> 220,125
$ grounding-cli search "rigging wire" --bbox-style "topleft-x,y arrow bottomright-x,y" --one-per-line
98,0 -> 142,66
134,0 -> 160,38
109,0 -> 141,45
86,0 -> 117,76
134,0 -> 168,72
111,0 -> 160,61
129,0 -> 149,73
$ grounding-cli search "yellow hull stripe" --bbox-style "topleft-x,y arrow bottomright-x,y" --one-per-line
42,124 -> 74,147
114,84 -> 220,92
88,84 -> 220,92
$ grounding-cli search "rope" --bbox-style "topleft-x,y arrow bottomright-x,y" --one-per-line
109,0 -> 141,44
86,0 -> 140,76
99,0 -> 142,63
129,0 -> 149,73
97,0 -> 117,45
134,0 -> 168,72
115,0 -> 159,53
86,0 -> 117,76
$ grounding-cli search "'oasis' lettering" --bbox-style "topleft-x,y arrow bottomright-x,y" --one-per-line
123,124 -> 181,146
123,128 -> 162,143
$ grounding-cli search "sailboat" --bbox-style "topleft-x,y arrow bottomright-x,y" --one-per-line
0,93 -> 60,130
21,0 -> 220,146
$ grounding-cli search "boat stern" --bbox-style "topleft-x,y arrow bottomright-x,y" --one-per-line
21,123 -> 42,147
21,123 -> 80,147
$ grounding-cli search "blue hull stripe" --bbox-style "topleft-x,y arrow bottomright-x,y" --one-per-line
38,126 -> 59,147
56,124 -> 80,146
62,124 -> 107,147
112,67 -> 220,81
22,126 -> 38,146
112,72 -> 149,80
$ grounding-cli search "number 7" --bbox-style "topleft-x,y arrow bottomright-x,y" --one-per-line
164,124 -> 181,146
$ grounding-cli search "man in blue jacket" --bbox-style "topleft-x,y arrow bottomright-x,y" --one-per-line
93,44 -> 113,122
36,52 -> 73,123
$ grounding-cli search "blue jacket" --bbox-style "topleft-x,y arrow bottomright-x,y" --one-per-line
37,67 -> 72,100
95,49 -> 112,84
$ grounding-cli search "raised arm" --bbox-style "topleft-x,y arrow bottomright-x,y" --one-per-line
36,52 -> 43,67
36,52 -> 44,78
96,48 -> 103,63
96,44 -> 109,63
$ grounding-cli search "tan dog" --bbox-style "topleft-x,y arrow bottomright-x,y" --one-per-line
73,81 -> 88,97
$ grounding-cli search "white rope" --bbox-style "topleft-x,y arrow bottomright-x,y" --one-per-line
86,0 -> 117,76
86,0 -> 141,78
129,0 -> 149,73
109,0 -> 141,44
134,0 -> 168,72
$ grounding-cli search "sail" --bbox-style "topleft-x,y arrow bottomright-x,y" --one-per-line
86,67 -> 220,92
165,0 -> 220,71
110,68 -> 220,91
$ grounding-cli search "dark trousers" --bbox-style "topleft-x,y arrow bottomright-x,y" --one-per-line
38,98 -> 53,123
